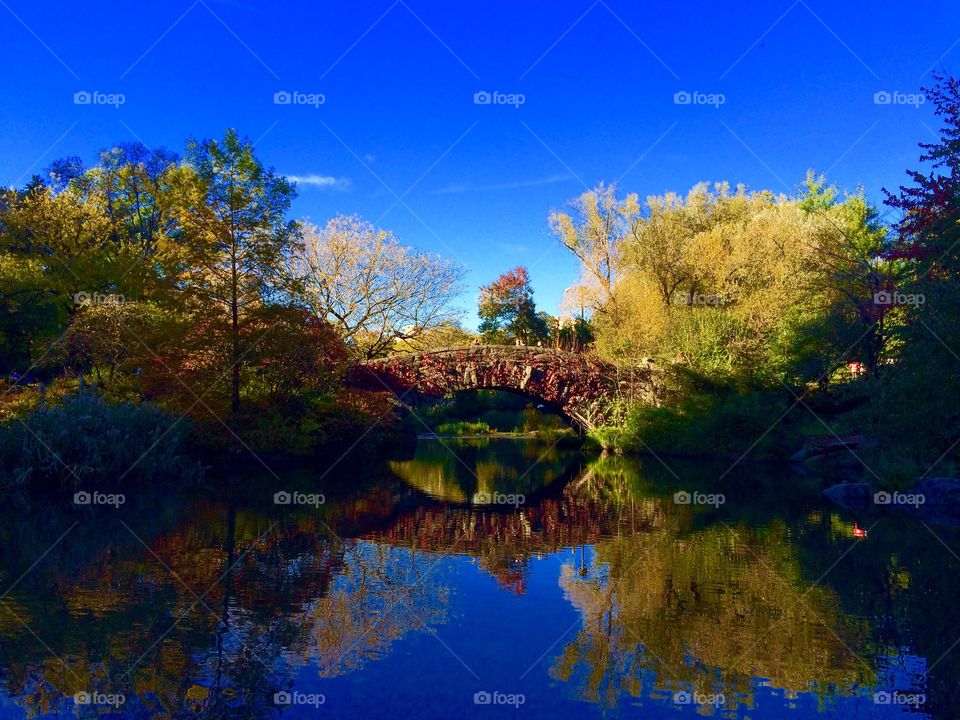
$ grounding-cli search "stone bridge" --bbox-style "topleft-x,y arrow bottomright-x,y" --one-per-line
349,346 -> 659,433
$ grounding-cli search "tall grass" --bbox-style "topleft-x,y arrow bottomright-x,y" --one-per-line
0,390 -> 201,487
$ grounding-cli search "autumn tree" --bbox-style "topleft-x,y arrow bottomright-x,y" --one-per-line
0,175 -> 114,372
173,129 -> 300,420
477,266 -> 549,344
871,73 -> 960,461
393,320 -> 476,352
73,142 -> 183,299
290,215 -> 466,359
0,143 -> 189,374
549,182 -> 637,311
0,178 -> 111,301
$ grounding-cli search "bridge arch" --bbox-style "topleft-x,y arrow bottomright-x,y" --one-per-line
349,346 -> 657,433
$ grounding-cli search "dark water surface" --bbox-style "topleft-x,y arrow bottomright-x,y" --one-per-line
0,438 -> 955,718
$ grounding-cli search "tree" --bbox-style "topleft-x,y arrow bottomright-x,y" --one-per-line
173,129 -> 300,421
477,266 -> 549,344
290,215 -> 466,359
393,319 -> 476,352
797,172 -> 900,376
0,179 -> 112,299
57,301 -> 163,387
554,315 -> 593,353
886,74 -> 960,271
0,179 -> 112,374
560,178 -> 902,383
0,145 -> 186,373
73,142 -> 182,299
0,249 -> 65,371
549,182 -> 637,311
624,185 -> 706,307
873,74 -> 960,461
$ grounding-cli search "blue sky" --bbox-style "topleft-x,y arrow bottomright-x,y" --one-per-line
0,0 -> 956,326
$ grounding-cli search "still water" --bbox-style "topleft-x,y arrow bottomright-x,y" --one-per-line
0,438 -> 954,718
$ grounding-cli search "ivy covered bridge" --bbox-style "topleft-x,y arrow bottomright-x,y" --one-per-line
349,345 -> 659,433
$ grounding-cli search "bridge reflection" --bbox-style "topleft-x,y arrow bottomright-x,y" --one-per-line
0,448 -> 953,717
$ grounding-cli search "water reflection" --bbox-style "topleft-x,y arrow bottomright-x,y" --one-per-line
388,437 -> 577,505
0,440 -> 954,718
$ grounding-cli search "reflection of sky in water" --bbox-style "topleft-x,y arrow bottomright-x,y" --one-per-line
270,550 -> 936,719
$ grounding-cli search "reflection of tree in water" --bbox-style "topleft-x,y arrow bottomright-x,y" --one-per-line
373,448 -> 879,712
553,525 -> 872,713
0,495 -> 448,718
288,541 -> 449,678
551,459 -> 874,714
2,451 -> 959,717
387,438 -> 577,506
1,504 -> 318,716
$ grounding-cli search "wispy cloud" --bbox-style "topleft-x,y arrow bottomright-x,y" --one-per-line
287,174 -> 351,190
497,241 -> 531,254
432,173 -> 572,195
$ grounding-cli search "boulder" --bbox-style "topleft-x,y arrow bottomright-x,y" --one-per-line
791,435 -> 873,462
823,481 -> 874,509
914,477 -> 960,506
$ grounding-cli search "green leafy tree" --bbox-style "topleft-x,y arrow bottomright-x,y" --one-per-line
796,172 -> 901,377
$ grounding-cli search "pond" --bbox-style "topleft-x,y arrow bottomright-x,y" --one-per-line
0,438 -> 954,718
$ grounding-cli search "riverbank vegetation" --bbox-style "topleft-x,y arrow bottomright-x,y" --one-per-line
411,389 -> 573,439
0,130 -> 449,485
558,75 -> 960,480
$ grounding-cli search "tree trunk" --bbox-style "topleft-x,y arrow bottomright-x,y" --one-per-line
230,241 -> 241,422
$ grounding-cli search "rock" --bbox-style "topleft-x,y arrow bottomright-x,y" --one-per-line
914,477 -> 960,506
824,478 -> 960,525
791,435 -> 873,462
823,481 -> 874,509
